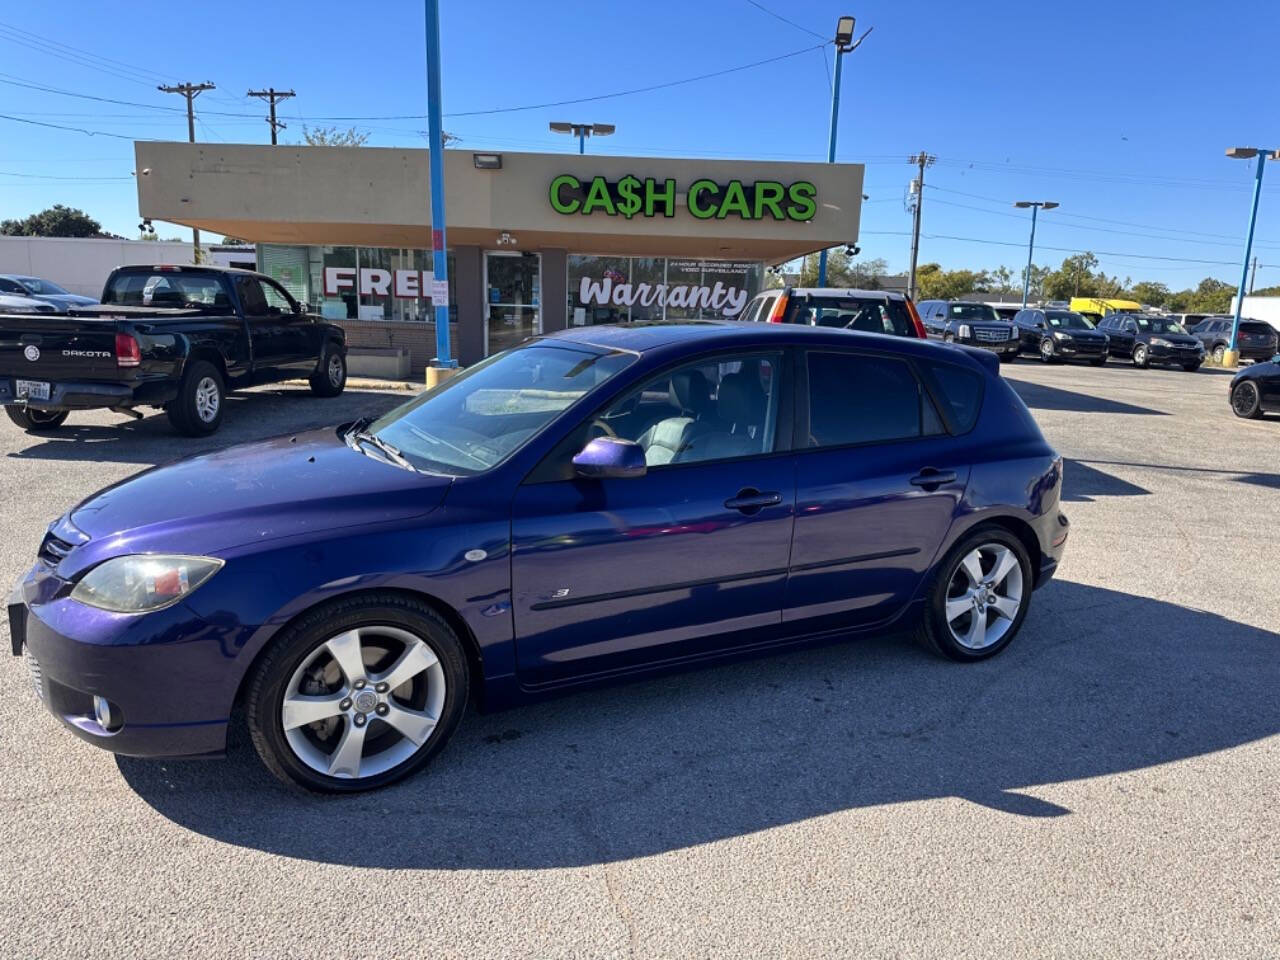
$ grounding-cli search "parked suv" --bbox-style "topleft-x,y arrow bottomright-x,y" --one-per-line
739,287 -> 927,338
1187,317 -> 1278,363
1013,308 -> 1110,365
1096,313 -> 1203,370
916,300 -> 1020,362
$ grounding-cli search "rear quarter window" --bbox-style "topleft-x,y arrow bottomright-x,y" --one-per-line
918,359 -> 984,434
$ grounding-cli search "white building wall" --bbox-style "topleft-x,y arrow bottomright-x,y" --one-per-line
1230,295 -> 1280,332
0,236 -> 196,298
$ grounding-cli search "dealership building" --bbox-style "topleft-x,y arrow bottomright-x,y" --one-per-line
134,142 -> 864,371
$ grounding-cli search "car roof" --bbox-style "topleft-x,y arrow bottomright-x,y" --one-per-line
110,263 -> 262,276
541,320 -> 992,367
781,287 -> 906,301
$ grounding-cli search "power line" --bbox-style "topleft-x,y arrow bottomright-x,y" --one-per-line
0,170 -> 131,180
0,112 -> 147,140
742,1 -> 828,40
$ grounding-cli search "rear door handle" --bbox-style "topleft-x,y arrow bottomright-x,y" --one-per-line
725,489 -> 783,514
909,468 -> 956,490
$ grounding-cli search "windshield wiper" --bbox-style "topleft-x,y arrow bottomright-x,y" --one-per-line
344,419 -> 417,472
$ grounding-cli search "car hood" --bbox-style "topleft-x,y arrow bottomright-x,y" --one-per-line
1059,329 -> 1107,341
61,427 -> 452,575
1147,333 -> 1199,346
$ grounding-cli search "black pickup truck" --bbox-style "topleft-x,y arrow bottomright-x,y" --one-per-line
0,264 -> 347,436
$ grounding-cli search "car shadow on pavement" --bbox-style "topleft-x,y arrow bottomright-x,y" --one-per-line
1008,380 -> 1167,416
1062,458 -> 1149,502
4,389 -> 406,466
118,580 -> 1280,869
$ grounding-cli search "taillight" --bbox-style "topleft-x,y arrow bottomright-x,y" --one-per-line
115,333 -> 141,367
905,298 -> 927,338
767,293 -> 789,323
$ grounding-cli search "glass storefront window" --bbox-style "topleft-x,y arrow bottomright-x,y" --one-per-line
567,255 -> 761,324
285,244 -> 456,324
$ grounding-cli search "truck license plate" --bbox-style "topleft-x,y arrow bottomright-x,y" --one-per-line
15,380 -> 50,401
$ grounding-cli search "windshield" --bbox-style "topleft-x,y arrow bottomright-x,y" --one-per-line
784,295 -> 912,336
1046,311 -> 1095,330
101,271 -> 230,308
1134,316 -> 1186,334
17,277 -> 70,296
364,343 -> 635,476
947,303 -> 1000,323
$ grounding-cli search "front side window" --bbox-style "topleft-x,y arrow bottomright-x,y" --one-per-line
261,279 -> 296,314
806,352 -> 937,447
367,343 -> 635,476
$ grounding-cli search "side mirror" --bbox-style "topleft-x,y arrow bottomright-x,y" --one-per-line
1035,321 -> 1045,329
296,301 -> 311,315
572,437 -> 646,479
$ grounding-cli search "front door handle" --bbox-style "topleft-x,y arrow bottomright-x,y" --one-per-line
909,468 -> 956,490
725,488 -> 783,515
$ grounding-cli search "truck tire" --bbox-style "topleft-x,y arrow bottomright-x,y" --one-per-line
6,406 -> 69,432
309,345 -> 347,398
166,359 -> 224,436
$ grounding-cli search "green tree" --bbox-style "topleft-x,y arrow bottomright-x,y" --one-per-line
1043,253 -> 1101,299
1251,284 -> 1280,297
915,263 -> 991,300
1020,263 -> 1051,300
798,251 -> 890,288
1129,281 -> 1171,308
1,204 -> 103,237
1178,277 -> 1235,313
301,125 -> 370,147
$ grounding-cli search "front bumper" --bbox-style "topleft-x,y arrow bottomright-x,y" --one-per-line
9,569 -> 231,758
0,377 -> 176,411
963,337 -> 1020,357
1052,339 -> 1108,358
1148,344 -> 1204,364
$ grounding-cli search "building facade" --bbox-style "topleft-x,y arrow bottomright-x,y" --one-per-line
135,143 -> 864,370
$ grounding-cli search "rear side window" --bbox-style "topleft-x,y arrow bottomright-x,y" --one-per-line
805,352 -> 936,447
918,359 -> 983,434
739,298 -> 764,324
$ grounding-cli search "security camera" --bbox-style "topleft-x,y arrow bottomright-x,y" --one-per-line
844,244 -> 861,257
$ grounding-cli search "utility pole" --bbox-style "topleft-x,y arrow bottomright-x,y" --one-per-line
247,87 -> 295,145
158,82 -> 215,262
906,151 -> 935,300
1249,255 -> 1259,293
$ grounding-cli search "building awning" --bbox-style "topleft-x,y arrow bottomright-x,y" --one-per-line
135,143 -> 864,264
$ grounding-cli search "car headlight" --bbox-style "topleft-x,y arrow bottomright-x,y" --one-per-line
70,554 -> 224,614
1052,331 -> 1070,341
957,324 -> 971,339
1150,337 -> 1172,348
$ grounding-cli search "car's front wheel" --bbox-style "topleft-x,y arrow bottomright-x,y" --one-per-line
246,592 -> 469,792
5,406 -> 69,432
914,527 -> 1032,661
1133,343 -> 1149,368
1231,380 -> 1263,419
1039,339 -> 1058,363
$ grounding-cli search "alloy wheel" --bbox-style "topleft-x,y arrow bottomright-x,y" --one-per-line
280,625 -> 446,780
1213,344 -> 1226,363
1232,382 -> 1260,418
1134,345 -> 1147,367
194,376 -> 221,423
1040,339 -> 1054,362
327,353 -> 344,387
943,543 -> 1025,651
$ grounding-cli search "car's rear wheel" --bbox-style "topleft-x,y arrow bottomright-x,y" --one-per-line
1212,344 -> 1226,364
166,359 -> 224,436
5,406 -> 68,432
1133,343 -> 1149,368
309,345 -> 346,397
914,527 -> 1032,662
1231,380 -> 1263,419
246,592 -> 469,793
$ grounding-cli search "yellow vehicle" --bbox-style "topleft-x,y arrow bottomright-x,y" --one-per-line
1069,297 -> 1142,325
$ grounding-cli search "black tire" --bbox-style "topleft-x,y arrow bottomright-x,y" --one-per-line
1212,344 -> 1226,364
245,592 -> 470,793
913,525 -> 1033,662
309,344 -> 347,398
999,352 -> 1017,364
1182,363 -> 1201,373
1231,380 -> 1263,419
1038,339 -> 1059,364
1090,356 -> 1108,366
166,359 -> 224,436
1132,343 -> 1149,368
5,406 -> 68,432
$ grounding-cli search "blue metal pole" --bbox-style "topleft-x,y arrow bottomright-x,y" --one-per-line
1022,204 -> 1039,309
1230,152 -> 1267,354
424,0 -> 455,367
816,48 -> 844,287
578,130 -> 585,154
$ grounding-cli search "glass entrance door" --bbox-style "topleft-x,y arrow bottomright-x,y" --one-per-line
484,251 -> 541,356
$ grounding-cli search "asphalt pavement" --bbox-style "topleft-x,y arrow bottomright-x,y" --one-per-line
0,364 -> 1276,959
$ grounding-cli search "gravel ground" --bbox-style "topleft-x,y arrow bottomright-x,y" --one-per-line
0,363 -> 1276,959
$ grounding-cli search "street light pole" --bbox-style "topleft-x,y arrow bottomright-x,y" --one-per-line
424,0 -> 455,377
817,16 -> 870,287
1015,201 -> 1058,308
549,122 -> 616,154
1224,147 -> 1275,367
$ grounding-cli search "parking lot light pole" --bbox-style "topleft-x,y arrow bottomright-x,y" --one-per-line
549,122 -> 615,154
1223,147 -> 1276,368
424,0 -> 456,381
817,16 -> 871,287
1015,201 -> 1058,308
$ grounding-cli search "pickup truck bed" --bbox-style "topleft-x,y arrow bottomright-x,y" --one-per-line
0,264 -> 347,436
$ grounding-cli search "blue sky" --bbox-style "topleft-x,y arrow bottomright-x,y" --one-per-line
2,0 -> 1278,290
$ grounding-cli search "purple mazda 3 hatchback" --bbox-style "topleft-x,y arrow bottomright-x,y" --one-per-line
9,322 -> 1067,792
